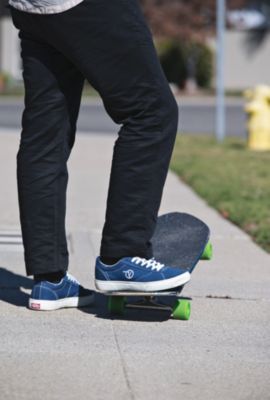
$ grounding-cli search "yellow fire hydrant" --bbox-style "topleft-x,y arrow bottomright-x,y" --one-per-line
244,85 -> 270,151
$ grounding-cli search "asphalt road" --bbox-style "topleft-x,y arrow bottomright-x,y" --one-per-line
0,97 -> 247,137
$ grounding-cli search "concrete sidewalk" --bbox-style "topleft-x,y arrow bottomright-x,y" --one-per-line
0,128 -> 269,400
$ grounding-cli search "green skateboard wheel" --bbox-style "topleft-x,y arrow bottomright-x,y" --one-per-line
108,296 -> 125,315
201,241 -> 213,260
172,299 -> 191,320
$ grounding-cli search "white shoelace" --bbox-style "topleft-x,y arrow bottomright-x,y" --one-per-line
131,257 -> 164,272
66,273 -> 79,285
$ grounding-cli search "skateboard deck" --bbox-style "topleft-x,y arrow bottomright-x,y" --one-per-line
102,212 -> 212,320
152,212 -> 210,271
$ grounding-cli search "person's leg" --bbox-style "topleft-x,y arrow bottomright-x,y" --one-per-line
37,0 -> 179,261
11,12 -> 84,276
11,1 -> 190,295
10,10 -> 94,310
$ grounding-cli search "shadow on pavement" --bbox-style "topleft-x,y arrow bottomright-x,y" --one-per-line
0,268 -> 186,322
0,267 -> 33,307
80,292 -> 178,323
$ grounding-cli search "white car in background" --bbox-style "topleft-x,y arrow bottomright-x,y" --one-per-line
227,9 -> 266,30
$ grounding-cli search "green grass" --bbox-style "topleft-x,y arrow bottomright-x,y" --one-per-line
170,135 -> 270,253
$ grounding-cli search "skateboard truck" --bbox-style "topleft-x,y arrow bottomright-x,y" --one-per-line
107,290 -> 191,320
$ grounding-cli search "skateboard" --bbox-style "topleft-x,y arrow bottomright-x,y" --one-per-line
103,212 -> 212,320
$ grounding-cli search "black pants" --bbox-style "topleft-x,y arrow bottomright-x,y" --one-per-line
10,0 -> 179,276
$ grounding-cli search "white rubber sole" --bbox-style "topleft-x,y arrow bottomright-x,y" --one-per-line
95,272 -> 191,292
29,293 -> 94,311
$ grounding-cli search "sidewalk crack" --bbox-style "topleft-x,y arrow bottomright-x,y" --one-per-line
112,323 -> 135,400
193,295 -> 267,302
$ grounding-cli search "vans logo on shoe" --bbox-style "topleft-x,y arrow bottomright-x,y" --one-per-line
123,269 -> 134,280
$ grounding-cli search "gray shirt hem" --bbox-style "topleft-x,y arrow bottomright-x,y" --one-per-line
9,0 -> 84,14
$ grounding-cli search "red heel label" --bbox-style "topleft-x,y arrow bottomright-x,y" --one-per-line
31,303 -> 41,310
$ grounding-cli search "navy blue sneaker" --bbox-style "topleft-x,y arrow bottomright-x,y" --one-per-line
29,273 -> 94,311
95,257 -> 191,292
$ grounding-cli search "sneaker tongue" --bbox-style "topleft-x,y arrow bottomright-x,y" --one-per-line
67,273 -> 79,285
